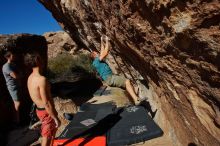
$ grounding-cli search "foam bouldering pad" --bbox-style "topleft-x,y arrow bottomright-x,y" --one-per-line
59,102 -> 116,139
59,111 -> 98,139
56,104 -> 163,146
107,106 -> 163,146
56,103 -> 118,146
53,136 -> 106,146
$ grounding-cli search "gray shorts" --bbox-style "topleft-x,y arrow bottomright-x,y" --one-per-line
105,75 -> 126,89
8,88 -> 21,101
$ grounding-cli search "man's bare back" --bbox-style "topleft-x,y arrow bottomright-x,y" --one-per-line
28,73 -> 51,109
27,72 -> 59,121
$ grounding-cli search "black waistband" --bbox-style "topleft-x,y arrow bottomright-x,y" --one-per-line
36,107 -> 45,111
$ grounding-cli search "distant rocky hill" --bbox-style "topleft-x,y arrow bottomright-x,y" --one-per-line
43,31 -> 78,58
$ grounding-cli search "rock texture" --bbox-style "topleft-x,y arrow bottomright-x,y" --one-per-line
39,0 -> 220,145
0,34 -> 47,130
43,31 -> 78,58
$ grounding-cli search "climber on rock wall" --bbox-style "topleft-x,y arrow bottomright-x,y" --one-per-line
90,36 -> 143,105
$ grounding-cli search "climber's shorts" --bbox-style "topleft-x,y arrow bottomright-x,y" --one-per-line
105,75 -> 126,89
36,109 -> 56,138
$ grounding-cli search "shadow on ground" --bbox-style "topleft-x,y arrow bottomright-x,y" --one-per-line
51,78 -> 103,106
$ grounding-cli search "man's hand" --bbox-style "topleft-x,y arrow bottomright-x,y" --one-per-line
10,72 -> 19,79
104,35 -> 110,43
54,117 -> 61,128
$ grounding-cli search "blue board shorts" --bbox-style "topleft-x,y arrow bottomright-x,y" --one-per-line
8,88 -> 21,101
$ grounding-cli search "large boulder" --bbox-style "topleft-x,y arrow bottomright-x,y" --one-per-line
0,34 -> 47,130
43,31 -> 78,58
39,0 -> 220,145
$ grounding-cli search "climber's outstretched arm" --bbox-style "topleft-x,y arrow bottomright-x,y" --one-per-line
99,36 -> 110,61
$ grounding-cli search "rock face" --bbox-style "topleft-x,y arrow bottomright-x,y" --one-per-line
0,34 -> 47,129
43,31 -> 77,58
39,0 -> 220,145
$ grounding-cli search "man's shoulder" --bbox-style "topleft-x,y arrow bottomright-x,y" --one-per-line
93,57 -> 101,64
30,75 -> 47,83
2,62 -> 9,68
2,63 -> 11,72
38,75 -> 47,82
39,76 -> 50,86
29,75 -> 47,88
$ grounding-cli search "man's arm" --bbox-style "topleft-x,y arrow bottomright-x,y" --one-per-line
39,77 -> 60,127
4,64 -> 19,79
10,72 -> 19,79
99,36 -> 110,61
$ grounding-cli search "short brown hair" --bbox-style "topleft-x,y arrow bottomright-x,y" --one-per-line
24,52 -> 40,68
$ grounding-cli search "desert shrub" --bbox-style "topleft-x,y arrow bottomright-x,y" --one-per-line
73,53 -> 94,73
47,53 -> 95,80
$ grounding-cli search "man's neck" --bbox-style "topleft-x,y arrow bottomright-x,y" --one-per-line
7,59 -> 12,63
32,67 -> 41,75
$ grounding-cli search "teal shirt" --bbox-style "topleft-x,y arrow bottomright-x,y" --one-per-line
92,57 -> 112,81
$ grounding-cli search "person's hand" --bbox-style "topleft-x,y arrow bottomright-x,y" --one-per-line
104,35 -> 110,50
105,35 -> 110,42
54,117 -> 61,128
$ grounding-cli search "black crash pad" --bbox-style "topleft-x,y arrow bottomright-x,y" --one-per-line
107,106 -> 163,146
59,102 -> 116,139
57,103 -> 163,146
59,111 -> 98,139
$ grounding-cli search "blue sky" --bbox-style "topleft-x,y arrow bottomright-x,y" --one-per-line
0,0 -> 62,35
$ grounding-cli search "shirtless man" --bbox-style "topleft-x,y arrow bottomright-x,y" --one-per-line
25,53 -> 60,146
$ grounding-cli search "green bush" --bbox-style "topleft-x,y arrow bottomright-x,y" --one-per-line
74,53 -> 95,73
47,53 -> 95,80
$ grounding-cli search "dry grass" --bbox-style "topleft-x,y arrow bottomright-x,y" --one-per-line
47,53 -> 95,80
